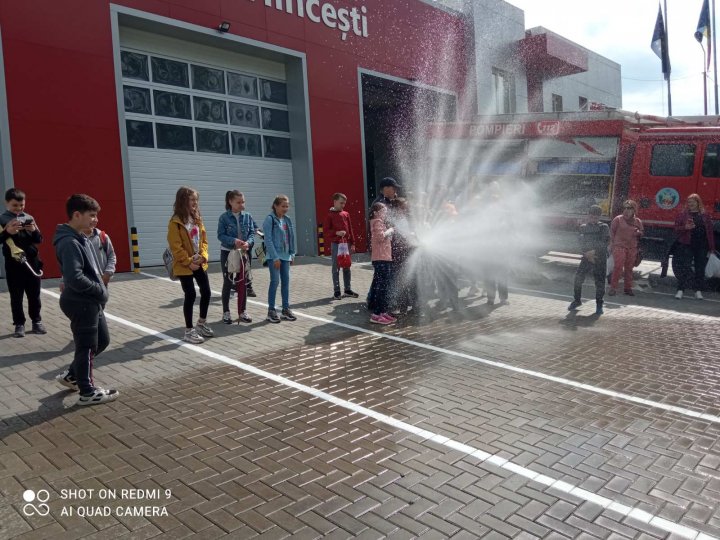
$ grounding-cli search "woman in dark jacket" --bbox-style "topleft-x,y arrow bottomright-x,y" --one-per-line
673,193 -> 716,299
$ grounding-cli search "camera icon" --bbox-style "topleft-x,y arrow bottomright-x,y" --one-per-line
22,489 -> 50,517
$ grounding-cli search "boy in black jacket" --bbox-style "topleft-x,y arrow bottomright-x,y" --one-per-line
569,205 -> 610,315
0,188 -> 45,337
53,194 -> 118,406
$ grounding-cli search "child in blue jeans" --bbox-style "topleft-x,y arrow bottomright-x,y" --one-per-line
263,195 -> 297,323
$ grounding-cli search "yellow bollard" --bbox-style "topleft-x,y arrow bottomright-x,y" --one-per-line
130,227 -> 140,273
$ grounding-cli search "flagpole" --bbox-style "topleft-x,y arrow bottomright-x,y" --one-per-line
665,0 -> 672,115
713,0 -> 719,113
702,43 -> 709,114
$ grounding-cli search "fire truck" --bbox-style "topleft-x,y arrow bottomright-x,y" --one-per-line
428,110 -> 720,256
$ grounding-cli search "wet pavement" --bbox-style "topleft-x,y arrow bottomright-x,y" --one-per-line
1,257 -> 719,539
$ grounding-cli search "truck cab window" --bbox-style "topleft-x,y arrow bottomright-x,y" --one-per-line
649,144 -> 695,176
702,143 -> 720,177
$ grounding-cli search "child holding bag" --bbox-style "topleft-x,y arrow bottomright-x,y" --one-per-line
323,192 -> 358,300
217,190 -> 252,324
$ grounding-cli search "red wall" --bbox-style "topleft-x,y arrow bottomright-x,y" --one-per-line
0,0 -> 471,276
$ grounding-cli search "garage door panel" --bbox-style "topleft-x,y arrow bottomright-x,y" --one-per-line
129,148 -> 293,266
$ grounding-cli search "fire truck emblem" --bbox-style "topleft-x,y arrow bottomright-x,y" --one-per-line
655,187 -> 680,210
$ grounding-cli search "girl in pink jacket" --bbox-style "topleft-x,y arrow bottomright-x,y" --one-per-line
368,203 -> 396,325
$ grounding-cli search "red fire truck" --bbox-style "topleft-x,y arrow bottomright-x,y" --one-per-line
428,110 -> 720,255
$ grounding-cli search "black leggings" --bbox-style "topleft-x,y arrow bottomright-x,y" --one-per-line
178,269 -> 211,328
674,243 -> 708,291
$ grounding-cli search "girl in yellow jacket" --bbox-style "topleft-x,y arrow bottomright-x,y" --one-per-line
167,187 -> 213,344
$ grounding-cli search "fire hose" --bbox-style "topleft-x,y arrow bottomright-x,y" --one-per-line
5,237 -> 43,278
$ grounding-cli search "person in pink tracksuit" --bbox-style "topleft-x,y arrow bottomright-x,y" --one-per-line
609,200 -> 643,296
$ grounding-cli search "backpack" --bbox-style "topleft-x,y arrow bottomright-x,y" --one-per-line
99,230 -> 109,254
226,248 -> 243,275
162,247 -> 177,280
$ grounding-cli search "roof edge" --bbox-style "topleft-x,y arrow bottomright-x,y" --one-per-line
415,0 -> 466,17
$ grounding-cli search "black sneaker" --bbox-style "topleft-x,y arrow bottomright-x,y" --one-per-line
343,290 -> 359,298
222,312 -> 233,324
333,291 -> 342,300
267,309 -> 281,323
568,300 -> 582,311
14,324 -> 25,338
247,287 -> 257,298
31,321 -> 47,334
595,302 -> 604,316
56,370 -> 78,392
281,309 -> 297,321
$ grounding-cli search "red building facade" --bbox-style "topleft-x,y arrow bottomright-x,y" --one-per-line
0,0 -> 471,276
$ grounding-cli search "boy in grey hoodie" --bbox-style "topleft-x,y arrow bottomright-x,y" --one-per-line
53,194 -> 118,406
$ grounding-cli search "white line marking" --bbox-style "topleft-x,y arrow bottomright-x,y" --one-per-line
40,286 -> 713,540
136,271 -> 720,424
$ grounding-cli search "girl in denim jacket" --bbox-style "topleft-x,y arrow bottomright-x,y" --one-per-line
262,195 -> 296,323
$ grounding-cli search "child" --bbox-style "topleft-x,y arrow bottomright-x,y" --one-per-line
167,187 -> 213,344
323,192 -> 358,300
59,226 -> 116,292
368,202 -> 397,325
53,194 -> 118,406
389,197 -> 424,314
568,205 -> 609,315
217,190 -> 253,324
85,227 -> 116,287
0,188 -> 45,337
263,195 -> 297,323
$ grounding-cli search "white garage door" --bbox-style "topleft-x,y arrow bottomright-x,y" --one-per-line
119,28 -> 295,266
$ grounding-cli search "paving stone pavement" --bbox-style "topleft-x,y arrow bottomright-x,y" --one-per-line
1,257 -> 719,539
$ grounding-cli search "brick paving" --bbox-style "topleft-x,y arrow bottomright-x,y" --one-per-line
1,257 -> 719,539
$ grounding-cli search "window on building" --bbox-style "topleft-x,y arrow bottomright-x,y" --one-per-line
579,96 -> 588,111
491,68 -> 515,114
552,94 -> 563,112
650,144 -> 695,176
120,49 -> 291,160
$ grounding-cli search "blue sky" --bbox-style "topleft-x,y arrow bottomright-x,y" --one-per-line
504,0 -> 712,117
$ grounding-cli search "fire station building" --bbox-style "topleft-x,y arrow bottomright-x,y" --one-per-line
0,0 -> 618,275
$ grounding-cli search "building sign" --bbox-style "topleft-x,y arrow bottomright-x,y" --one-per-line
464,121 -> 560,138
253,0 -> 369,41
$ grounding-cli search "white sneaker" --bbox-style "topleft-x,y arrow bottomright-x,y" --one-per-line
184,328 -> 205,344
675,290 -> 683,299
77,387 -> 119,406
195,321 -> 214,337
695,291 -> 704,300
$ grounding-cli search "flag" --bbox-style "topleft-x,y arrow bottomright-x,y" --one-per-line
651,4 -> 671,81
695,0 -> 712,69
